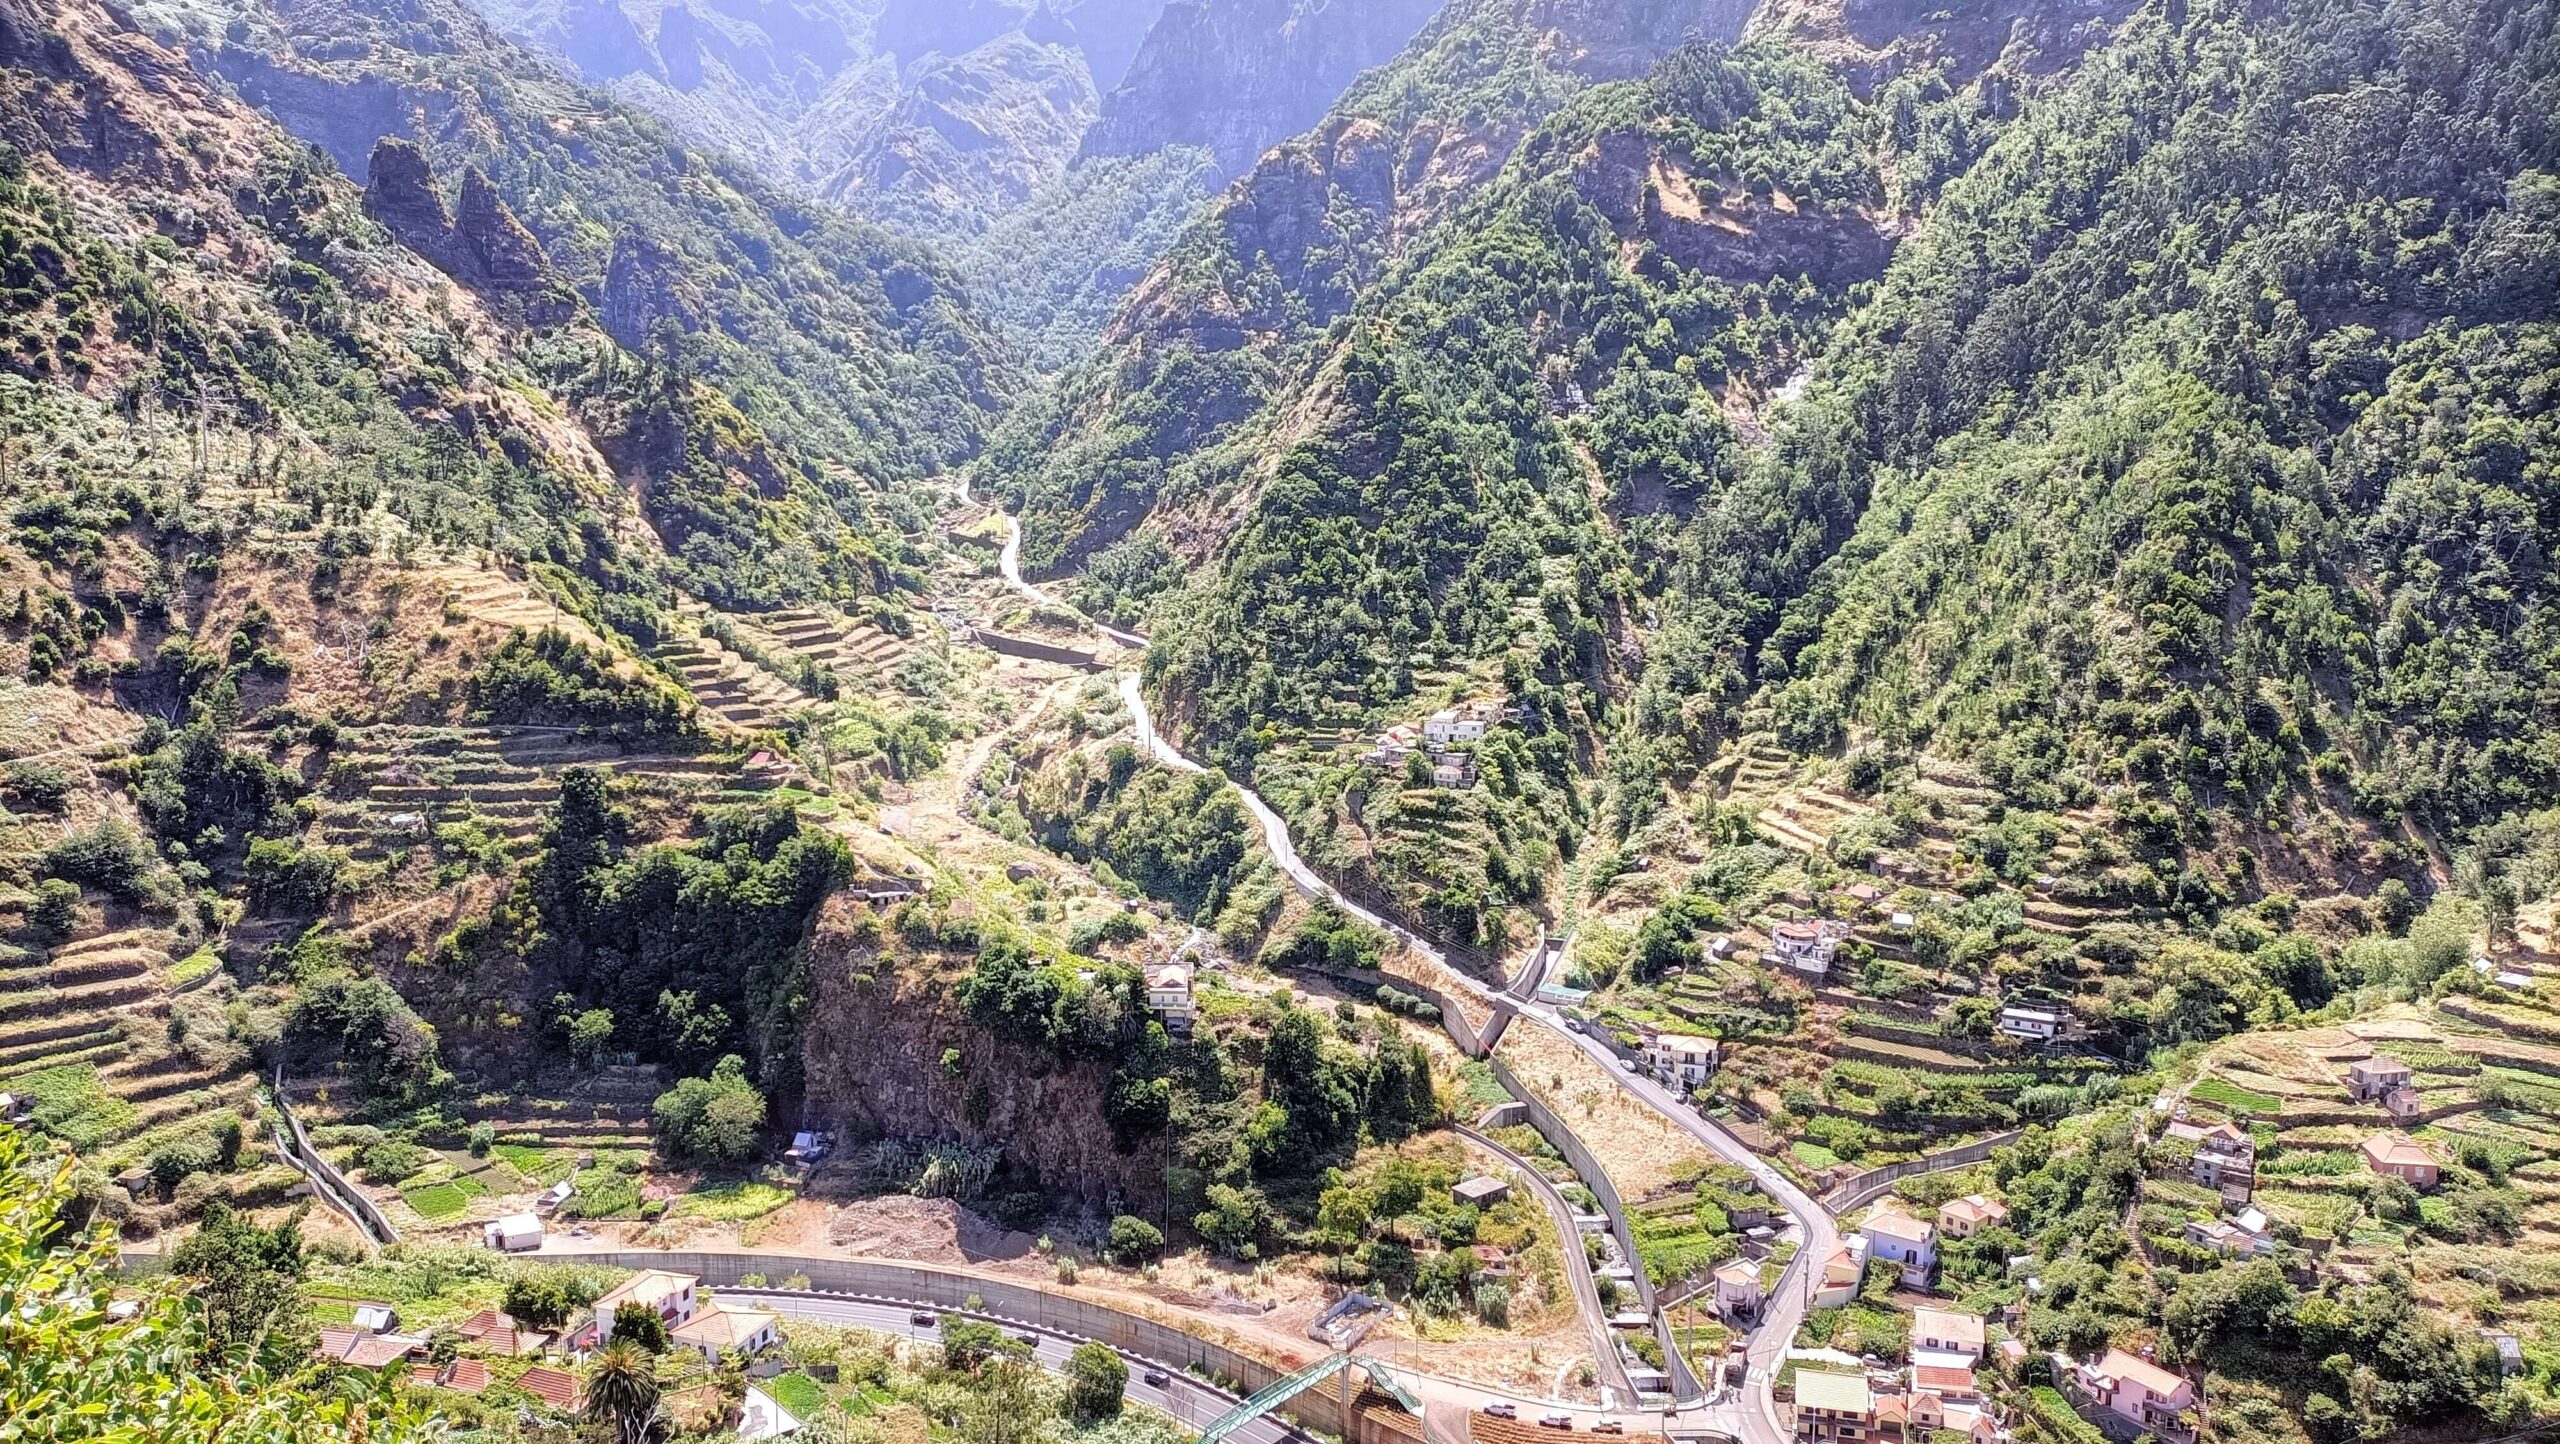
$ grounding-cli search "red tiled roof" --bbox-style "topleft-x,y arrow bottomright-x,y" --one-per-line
1916,1366 -> 1976,1392
517,1365 -> 582,1410
316,1327 -> 363,1362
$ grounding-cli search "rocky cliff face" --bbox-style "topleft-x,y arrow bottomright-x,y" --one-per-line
1751,0 -> 2140,96
362,137 -> 559,304
1078,0 -> 1445,177
797,896 -> 1161,1205
600,229 -> 708,350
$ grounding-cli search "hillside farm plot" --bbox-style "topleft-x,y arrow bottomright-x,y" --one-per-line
1496,1022 -> 1715,1202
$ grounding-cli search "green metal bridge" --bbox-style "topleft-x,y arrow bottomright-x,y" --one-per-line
1197,1353 -> 1423,1444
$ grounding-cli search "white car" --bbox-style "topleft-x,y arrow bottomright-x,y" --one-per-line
1616,1058 -> 1637,1073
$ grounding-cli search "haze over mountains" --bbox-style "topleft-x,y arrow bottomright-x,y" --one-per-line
4,0 -> 2559,1440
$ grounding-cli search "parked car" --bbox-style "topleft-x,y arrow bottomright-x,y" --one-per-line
1481,1404 -> 1518,1420
1592,1421 -> 1623,1435
1539,1413 -> 1575,1430
1142,1369 -> 1171,1388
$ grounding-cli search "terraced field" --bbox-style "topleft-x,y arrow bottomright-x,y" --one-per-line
700,604 -> 921,692
308,725 -> 778,865
651,622 -> 810,732
0,921 -> 263,1204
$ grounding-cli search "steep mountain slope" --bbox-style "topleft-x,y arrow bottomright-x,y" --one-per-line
153,0 -> 1013,473
447,0 -> 1429,369
1732,0 -> 2560,856
980,0 -> 1759,580
819,29 -> 1107,238
1078,0 -> 1447,176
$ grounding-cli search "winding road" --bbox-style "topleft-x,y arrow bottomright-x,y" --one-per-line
982,509 -> 1825,1444
718,1286 -> 1314,1444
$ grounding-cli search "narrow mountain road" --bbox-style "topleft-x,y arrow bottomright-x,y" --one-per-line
1453,1122 -> 1635,1407
991,507 -> 1816,1442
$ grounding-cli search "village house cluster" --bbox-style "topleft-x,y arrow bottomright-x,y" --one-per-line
1358,699 -> 1509,788
1792,1301 -> 2005,1444
328,1267 -> 799,1435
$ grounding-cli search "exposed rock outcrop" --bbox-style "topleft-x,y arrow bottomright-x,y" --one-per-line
600,230 -> 707,351
1569,130 -> 1898,289
797,894 -> 1161,1205
363,137 -> 560,304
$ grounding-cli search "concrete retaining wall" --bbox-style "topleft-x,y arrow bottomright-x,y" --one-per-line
976,631 -> 1106,671
1821,1128 -> 2028,1213
269,1075 -> 400,1247
569,1251 -> 1353,1436
1486,1058 -> 1701,1402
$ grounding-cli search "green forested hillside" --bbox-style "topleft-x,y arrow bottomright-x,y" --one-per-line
132,0 -> 1018,610
977,0 -> 1757,579
1735,0 -> 2558,856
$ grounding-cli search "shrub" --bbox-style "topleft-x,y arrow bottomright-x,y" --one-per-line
650,1055 -> 767,1163
40,820 -> 153,902
358,1138 -> 427,1183
28,877 -> 79,936
611,1301 -> 668,1352
1106,1214 -> 1164,1264
1065,1341 -> 1126,1419
3,760 -> 75,812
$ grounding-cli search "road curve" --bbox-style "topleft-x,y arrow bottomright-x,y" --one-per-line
1453,1124 -> 1634,1407
720,1286 -> 1311,1444
1519,1009 -> 1833,1444
979,494 -> 1826,1444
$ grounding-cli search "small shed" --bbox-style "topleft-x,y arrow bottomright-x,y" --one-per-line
483,1212 -> 544,1253
1452,1175 -> 1510,1208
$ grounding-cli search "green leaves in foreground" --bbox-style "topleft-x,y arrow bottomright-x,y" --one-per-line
0,1128 -> 441,1443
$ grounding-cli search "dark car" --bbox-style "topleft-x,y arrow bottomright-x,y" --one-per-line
1143,1369 -> 1171,1388
1481,1404 -> 1518,1420
910,1311 -> 938,1327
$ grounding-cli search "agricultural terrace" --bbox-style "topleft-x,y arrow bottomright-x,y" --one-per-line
2146,1002 -> 2560,1352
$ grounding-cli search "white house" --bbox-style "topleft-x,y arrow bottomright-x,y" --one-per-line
2077,1349 -> 2196,1433
1858,1208 -> 1937,1289
672,1302 -> 781,1363
1145,963 -> 1196,1029
1769,919 -> 1846,979
595,1270 -> 700,1342
351,1302 -> 400,1334
1644,1032 -> 1720,1090
1912,1306 -> 1986,1361
1712,1258 -> 1764,1320
2184,1206 -> 2273,1258
1423,706 -> 1491,746
483,1213 -> 543,1253
1996,1001 -> 2072,1042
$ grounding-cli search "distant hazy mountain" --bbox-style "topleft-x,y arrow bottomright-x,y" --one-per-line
1079,0 -> 1445,176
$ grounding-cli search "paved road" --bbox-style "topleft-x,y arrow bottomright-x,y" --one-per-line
720,1287 -> 1311,1444
1519,1005 -> 1834,1444
1454,1124 -> 1634,1407
983,494 -> 1824,1444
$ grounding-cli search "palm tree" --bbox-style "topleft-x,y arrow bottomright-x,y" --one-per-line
582,1340 -> 665,1444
